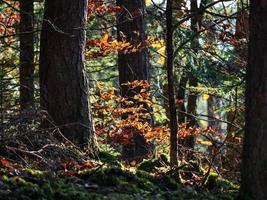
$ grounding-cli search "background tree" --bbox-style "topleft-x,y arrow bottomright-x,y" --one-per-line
116,0 -> 149,92
19,0 -> 35,111
240,1 -> 267,199
116,0 -> 150,159
182,0 -> 200,151
39,0 -> 96,148
166,0 -> 178,167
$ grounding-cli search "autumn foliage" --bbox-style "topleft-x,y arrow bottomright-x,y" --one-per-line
0,1 -> 20,37
91,80 -> 220,150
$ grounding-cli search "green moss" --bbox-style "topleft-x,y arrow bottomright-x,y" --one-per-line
159,154 -> 170,165
136,169 -> 180,191
1,175 -> 92,200
136,177 -> 155,190
137,154 -> 170,173
137,159 -> 161,172
24,168 -> 48,177
204,172 -> 239,194
2,176 -> 46,200
96,144 -> 121,162
52,182 -> 89,200
199,191 -> 237,200
216,177 -> 239,190
0,161 -> 238,200
136,170 -> 154,182
90,172 -> 126,186
87,167 -> 136,187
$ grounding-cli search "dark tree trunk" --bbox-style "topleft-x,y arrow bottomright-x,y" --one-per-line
207,96 -> 215,128
19,0 -> 35,111
166,0 -> 178,167
39,0 -> 96,149
116,0 -> 150,160
177,72 -> 188,124
185,74 -> 197,148
117,0 -> 149,91
183,0 -> 200,150
207,96 -> 221,131
240,2 -> 267,200
177,72 -> 189,159
116,0 -> 150,115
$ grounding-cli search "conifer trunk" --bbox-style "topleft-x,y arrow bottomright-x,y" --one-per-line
166,0 -> 178,167
240,2 -> 267,199
19,0 -> 35,111
39,0 -> 96,148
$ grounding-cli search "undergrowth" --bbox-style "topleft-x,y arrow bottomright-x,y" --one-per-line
0,144 -> 238,200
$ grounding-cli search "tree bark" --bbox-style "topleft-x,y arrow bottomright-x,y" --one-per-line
39,0 -> 96,149
177,72 -> 188,124
207,95 -> 221,130
166,0 -> 178,167
117,0 -> 149,91
116,0 -> 151,160
240,2 -> 267,200
183,0 -> 200,150
19,0 -> 35,111
185,75 -> 198,147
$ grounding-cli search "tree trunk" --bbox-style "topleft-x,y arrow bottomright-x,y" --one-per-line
185,74 -> 197,148
117,0 -> 149,90
183,0 -> 200,150
166,0 -> 178,167
207,95 -> 221,131
19,0 -> 35,111
116,0 -> 151,160
240,2 -> 267,199
39,0 -> 96,149
177,72 -> 189,159
177,72 -> 188,124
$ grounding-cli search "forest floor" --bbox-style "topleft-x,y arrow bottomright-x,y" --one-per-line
0,146 -> 239,200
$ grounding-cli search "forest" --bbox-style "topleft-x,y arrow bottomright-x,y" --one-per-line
0,0 -> 265,199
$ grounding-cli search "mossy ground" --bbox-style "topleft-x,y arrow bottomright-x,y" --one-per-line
0,147 -> 239,200
0,169 -> 237,200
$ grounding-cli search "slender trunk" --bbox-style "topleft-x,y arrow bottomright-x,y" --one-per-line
19,0 -> 35,111
240,2 -> 267,199
207,95 -> 221,130
184,0 -> 202,150
177,72 -> 189,158
177,72 -> 188,124
166,0 -> 178,167
185,74 -> 197,148
39,0 -> 96,149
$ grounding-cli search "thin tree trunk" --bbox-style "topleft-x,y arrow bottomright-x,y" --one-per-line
240,2 -> 267,199
184,0 -> 202,150
177,72 -> 188,124
166,0 -> 178,167
207,96 -> 216,128
19,0 -> 35,111
177,72 -> 189,158
185,74 -> 197,147
39,0 -> 96,149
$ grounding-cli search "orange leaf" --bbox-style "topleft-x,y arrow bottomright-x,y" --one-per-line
80,161 -> 95,168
